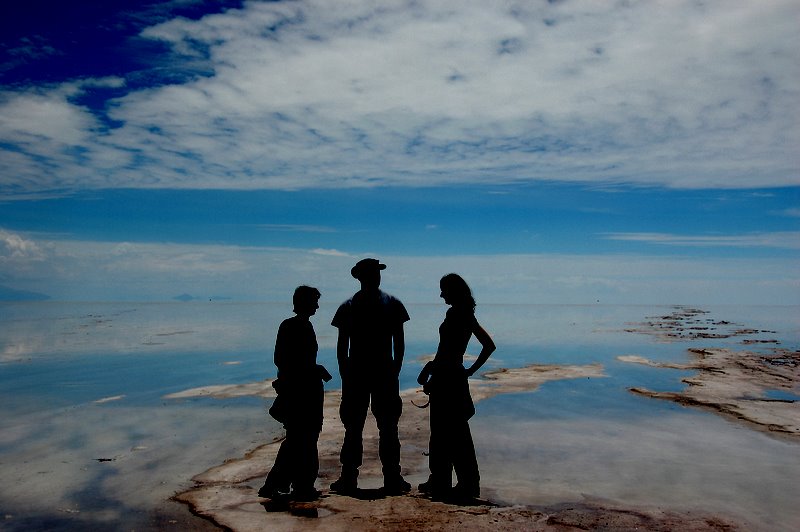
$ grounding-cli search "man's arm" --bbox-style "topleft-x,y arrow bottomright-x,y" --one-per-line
337,328 -> 350,381
392,324 -> 405,377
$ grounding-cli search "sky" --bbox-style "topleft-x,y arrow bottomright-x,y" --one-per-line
0,0 -> 798,305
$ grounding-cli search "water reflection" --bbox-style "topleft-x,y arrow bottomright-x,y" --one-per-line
0,302 -> 797,530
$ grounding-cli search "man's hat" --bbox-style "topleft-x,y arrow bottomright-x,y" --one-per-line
351,258 -> 386,279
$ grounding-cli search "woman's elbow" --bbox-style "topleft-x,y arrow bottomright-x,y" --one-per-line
484,338 -> 496,354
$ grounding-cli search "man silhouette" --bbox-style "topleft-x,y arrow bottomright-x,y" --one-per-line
330,258 -> 411,495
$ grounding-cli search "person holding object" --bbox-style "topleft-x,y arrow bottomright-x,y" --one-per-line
259,285 -> 332,501
417,273 -> 496,501
330,258 -> 412,495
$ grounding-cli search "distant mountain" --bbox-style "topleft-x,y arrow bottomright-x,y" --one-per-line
0,285 -> 51,301
173,293 -> 196,302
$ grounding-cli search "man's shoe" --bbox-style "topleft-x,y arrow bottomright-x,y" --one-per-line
291,487 -> 321,501
383,476 -> 411,495
330,476 -> 357,494
418,479 -> 433,494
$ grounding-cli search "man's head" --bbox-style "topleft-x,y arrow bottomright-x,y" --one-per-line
351,258 -> 386,290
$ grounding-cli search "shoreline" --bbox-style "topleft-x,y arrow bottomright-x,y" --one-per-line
170,362 -> 745,530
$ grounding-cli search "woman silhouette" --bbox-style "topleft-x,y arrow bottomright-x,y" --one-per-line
417,273 -> 496,501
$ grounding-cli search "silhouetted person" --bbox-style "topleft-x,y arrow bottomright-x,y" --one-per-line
259,286 -> 332,501
417,273 -> 496,501
330,258 -> 411,495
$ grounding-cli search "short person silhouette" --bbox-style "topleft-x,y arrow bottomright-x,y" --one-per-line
259,286 -> 332,501
330,258 -> 412,495
417,273 -> 496,501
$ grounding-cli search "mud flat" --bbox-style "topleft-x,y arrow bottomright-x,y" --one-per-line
170,363 -> 739,531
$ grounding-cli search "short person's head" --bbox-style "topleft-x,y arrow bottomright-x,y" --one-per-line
351,258 -> 385,291
440,273 -> 476,310
293,285 -> 321,317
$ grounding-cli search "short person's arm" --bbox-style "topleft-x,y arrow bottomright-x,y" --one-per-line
337,328 -> 350,381
392,324 -> 405,377
273,322 -> 288,371
465,322 -> 496,377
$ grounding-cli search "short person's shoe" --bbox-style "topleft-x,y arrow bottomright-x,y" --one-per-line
382,476 -> 411,495
330,476 -> 358,494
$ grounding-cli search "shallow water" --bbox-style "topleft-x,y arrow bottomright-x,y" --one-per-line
0,302 -> 798,530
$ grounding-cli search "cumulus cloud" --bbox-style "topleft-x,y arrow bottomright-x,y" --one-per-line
0,228 -> 44,261
1,0 -> 798,195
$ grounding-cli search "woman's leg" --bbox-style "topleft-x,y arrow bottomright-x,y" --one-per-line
426,399 -> 454,494
452,419 -> 480,496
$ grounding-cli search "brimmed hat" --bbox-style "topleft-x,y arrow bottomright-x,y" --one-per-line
351,258 -> 386,279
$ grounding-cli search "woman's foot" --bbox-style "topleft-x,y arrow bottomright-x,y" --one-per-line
452,483 -> 480,501
258,483 -> 289,499
418,477 -> 451,500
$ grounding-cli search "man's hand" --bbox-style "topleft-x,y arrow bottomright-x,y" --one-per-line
417,361 -> 433,386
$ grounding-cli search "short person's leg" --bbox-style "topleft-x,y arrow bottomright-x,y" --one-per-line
260,430 -> 293,496
292,427 -> 321,495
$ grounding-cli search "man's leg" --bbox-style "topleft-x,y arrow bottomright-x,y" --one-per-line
332,381 -> 369,491
372,377 -> 409,493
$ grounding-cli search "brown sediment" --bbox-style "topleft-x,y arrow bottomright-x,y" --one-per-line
618,306 -> 799,440
164,380 -> 277,400
623,306 -> 780,344
169,363 -> 739,530
625,348 -> 800,440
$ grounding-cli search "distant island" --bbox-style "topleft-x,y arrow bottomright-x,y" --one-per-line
173,294 -> 232,302
0,285 -> 50,301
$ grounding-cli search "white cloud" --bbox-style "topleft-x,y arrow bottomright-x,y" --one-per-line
1,0 -> 799,195
258,224 -> 336,233
604,231 -> 800,249
0,231 -> 796,305
310,248 -> 350,257
0,228 -> 45,261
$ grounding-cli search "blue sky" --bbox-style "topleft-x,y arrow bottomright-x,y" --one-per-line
1,0 -> 798,304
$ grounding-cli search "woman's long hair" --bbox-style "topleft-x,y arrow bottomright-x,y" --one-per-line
440,273 -> 476,311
